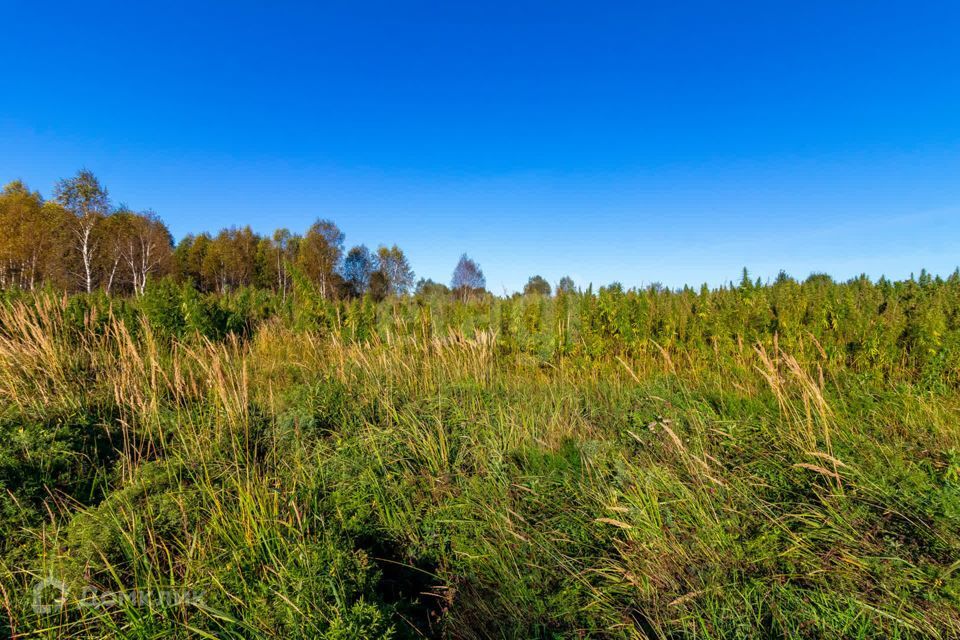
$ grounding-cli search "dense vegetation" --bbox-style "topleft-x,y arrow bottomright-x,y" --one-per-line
1,270 -> 959,638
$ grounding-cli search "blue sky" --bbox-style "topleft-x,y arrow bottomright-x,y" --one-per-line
1,1 -> 959,292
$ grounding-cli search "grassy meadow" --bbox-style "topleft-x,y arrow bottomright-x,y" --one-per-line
1,272 -> 960,638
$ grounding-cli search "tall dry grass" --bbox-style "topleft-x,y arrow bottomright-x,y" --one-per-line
0,292 -> 958,638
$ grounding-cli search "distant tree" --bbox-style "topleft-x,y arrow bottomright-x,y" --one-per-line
523,275 -> 551,296
173,233 -> 213,290
805,272 -> 834,287
270,228 -> 299,299
38,202 -> 74,288
774,270 -> 794,285
375,245 -> 415,296
96,209 -> 130,294
120,211 -> 173,295
415,278 -> 450,297
556,276 -> 576,295
342,245 -> 374,297
201,234 -> 227,293
97,205 -> 171,294
603,282 -> 624,294
254,237 -> 276,290
298,219 -> 344,298
203,226 -> 260,292
54,169 -> 110,293
172,235 -> 193,283
737,267 -> 753,291
0,181 -> 39,288
0,181 -> 69,290
368,270 -> 390,302
451,253 -> 485,300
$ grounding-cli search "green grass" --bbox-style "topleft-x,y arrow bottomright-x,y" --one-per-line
1,274 -> 960,638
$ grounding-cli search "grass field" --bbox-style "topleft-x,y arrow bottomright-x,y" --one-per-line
1,273 -> 960,638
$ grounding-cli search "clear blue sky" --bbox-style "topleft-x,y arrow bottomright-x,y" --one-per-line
1,1 -> 959,292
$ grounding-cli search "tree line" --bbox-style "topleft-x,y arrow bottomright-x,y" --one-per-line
0,170 -> 560,299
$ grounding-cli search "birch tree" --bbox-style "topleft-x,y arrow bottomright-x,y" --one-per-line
451,253 -> 485,300
53,170 -> 109,293
298,219 -> 344,299
375,245 -> 415,296
120,211 -> 173,295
